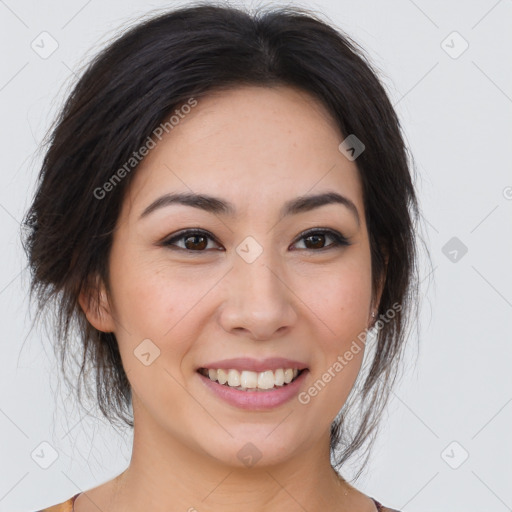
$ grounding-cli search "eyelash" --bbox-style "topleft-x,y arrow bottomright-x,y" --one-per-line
161,228 -> 351,253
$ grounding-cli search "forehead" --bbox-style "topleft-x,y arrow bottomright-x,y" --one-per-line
123,85 -> 364,221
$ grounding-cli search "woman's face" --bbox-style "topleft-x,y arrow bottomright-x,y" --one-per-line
92,85 -> 378,467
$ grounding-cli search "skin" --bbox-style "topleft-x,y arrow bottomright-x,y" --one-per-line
78,85 -> 385,512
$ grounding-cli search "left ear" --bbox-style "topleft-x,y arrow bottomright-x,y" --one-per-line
370,251 -> 389,323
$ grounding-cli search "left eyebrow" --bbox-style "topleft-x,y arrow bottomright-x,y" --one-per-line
139,191 -> 360,226
282,191 -> 360,226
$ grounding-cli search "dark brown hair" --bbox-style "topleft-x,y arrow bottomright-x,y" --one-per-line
22,2 -> 423,479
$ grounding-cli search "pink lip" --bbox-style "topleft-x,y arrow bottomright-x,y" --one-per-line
197,369 -> 309,410
198,357 -> 308,372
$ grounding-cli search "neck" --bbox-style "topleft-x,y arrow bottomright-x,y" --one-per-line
108,403 -> 363,512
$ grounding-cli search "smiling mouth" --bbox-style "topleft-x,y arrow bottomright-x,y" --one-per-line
197,367 -> 306,391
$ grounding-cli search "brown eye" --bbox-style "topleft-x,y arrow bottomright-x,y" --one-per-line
162,229 -> 221,252
293,229 -> 350,251
304,233 -> 327,249
183,234 -> 208,250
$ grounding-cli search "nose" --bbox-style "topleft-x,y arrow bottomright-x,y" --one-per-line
218,253 -> 298,341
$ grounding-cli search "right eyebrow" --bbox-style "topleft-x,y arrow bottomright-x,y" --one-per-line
139,192 -> 234,219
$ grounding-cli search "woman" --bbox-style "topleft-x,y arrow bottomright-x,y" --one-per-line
24,3 -> 420,511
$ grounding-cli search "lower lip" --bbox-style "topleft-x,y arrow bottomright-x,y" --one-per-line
197,370 -> 309,410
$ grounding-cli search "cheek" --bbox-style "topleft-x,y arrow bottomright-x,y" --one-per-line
107,259 -> 198,413
107,251 -> 225,387
295,253 -> 372,401
297,273 -> 371,420
294,253 -> 373,337
108,251 -> 194,334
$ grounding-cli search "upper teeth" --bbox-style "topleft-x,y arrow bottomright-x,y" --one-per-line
201,368 -> 300,390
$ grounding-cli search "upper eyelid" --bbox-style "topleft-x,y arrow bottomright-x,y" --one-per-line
294,227 -> 347,239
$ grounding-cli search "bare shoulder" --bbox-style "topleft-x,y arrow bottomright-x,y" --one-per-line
370,497 -> 402,512
33,496 -> 75,512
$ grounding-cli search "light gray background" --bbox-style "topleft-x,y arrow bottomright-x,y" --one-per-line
1,0 -> 511,510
